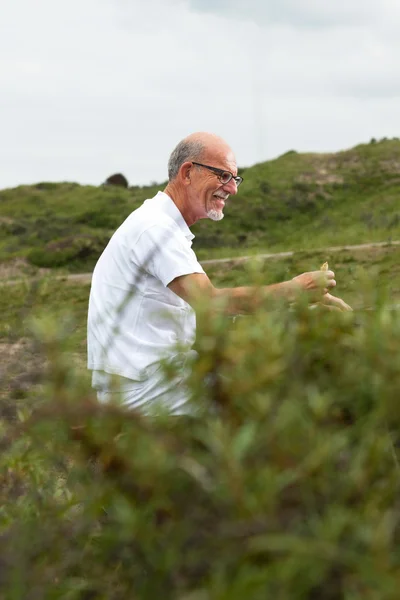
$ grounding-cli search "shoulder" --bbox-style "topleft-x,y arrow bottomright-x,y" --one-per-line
128,198 -> 178,230
116,203 -> 178,247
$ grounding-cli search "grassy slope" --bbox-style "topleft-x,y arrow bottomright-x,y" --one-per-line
0,138 -> 399,271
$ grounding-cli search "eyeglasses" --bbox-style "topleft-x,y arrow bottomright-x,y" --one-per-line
192,162 -> 243,187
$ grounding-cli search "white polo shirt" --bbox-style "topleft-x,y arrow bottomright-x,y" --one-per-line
87,191 -> 205,383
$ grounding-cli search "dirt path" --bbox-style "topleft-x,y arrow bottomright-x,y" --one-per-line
201,240 -> 400,265
2,240 -> 400,286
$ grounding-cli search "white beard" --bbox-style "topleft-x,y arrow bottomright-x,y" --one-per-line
207,208 -> 224,221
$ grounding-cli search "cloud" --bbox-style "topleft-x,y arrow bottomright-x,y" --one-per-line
187,0 -> 397,29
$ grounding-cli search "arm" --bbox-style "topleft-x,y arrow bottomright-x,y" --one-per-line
168,270 -> 338,315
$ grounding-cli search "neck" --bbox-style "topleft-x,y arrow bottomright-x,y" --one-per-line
163,182 -> 197,227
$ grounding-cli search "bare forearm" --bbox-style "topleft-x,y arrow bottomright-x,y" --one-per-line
168,270 -> 339,315
214,281 -> 297,315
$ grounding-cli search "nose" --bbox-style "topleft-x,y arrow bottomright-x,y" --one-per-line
223,177 -> 238,195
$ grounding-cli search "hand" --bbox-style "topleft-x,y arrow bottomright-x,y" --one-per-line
291,270 -> 336,302
320,293 -> 353,312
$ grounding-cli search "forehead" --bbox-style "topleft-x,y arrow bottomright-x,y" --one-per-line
203,142 -> 237,174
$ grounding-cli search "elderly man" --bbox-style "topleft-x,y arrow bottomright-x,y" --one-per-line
87,132 -> 350,414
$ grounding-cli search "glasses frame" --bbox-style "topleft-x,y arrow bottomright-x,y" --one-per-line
192,162 -> 243,187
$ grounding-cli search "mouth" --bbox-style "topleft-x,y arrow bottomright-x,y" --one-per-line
212,193 -> 228,207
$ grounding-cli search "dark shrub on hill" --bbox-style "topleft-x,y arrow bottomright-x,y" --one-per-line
103,173 -> 129,188
35,182 -> 62,191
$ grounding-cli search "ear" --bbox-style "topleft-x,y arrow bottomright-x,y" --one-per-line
180,162 -> 192,186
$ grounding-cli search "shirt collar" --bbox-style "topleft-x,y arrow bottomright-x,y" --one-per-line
153,191 -> 195,241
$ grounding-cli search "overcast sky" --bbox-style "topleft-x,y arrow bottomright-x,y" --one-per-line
1,0 -> 399,189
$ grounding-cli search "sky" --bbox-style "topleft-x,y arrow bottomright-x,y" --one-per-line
1,0 -> 399,189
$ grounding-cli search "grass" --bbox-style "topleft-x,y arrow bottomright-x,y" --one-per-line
0,279 -> 92,408
0,279 -> 89,346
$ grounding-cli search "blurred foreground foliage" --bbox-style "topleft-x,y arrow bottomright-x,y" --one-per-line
1,295 -> 400,599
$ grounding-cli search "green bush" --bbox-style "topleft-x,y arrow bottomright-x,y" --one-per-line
74,207 -> 130,229
0,218 -> 28,236
28,233 -> 110,268
2,298 -> 400,599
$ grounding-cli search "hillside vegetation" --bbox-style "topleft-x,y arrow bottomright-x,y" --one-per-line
0,138 -> 399,272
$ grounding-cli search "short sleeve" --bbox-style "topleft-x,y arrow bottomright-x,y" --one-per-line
130,223 -> 205,287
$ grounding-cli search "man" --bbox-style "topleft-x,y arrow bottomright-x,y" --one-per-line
87,132 -> 351,414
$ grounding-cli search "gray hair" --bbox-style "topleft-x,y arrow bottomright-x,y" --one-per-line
167,139 -> 205,181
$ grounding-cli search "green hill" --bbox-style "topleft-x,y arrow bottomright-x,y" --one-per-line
0,137 -> 399,272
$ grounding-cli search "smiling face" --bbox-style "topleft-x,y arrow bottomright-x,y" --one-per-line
164,133 -> 241,227
189,142 -> 239,222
